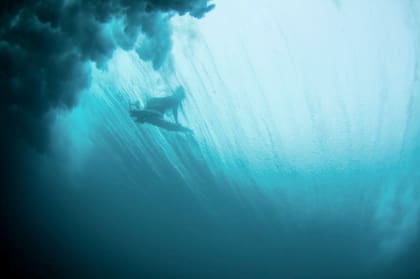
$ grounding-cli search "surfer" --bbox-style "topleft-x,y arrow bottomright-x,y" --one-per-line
129,86 -> 193,133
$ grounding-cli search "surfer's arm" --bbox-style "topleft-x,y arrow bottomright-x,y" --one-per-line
173,106 -> 179,123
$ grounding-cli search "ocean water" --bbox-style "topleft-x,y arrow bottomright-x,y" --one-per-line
25,0 -> 420,278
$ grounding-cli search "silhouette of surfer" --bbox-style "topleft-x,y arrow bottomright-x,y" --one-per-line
130,86 -> 192,133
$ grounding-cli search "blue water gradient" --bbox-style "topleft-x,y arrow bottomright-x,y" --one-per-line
48,0 -> 420,277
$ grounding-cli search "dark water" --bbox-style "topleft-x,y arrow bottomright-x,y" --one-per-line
4,1 -> 420,278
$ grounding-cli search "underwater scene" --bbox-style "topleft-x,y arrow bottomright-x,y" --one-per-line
2,0 -> 420,278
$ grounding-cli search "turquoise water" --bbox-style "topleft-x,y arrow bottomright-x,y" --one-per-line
44,1 -> 420,277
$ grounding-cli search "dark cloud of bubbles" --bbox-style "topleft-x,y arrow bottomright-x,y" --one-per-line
0,0 -> 214,184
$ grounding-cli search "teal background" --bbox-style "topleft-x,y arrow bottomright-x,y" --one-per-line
11,1 -> 420,278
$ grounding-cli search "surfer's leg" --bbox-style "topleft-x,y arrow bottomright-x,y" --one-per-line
172,106 -> 179,123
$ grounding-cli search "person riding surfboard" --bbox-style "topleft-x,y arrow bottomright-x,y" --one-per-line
129,86 -> 193,133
